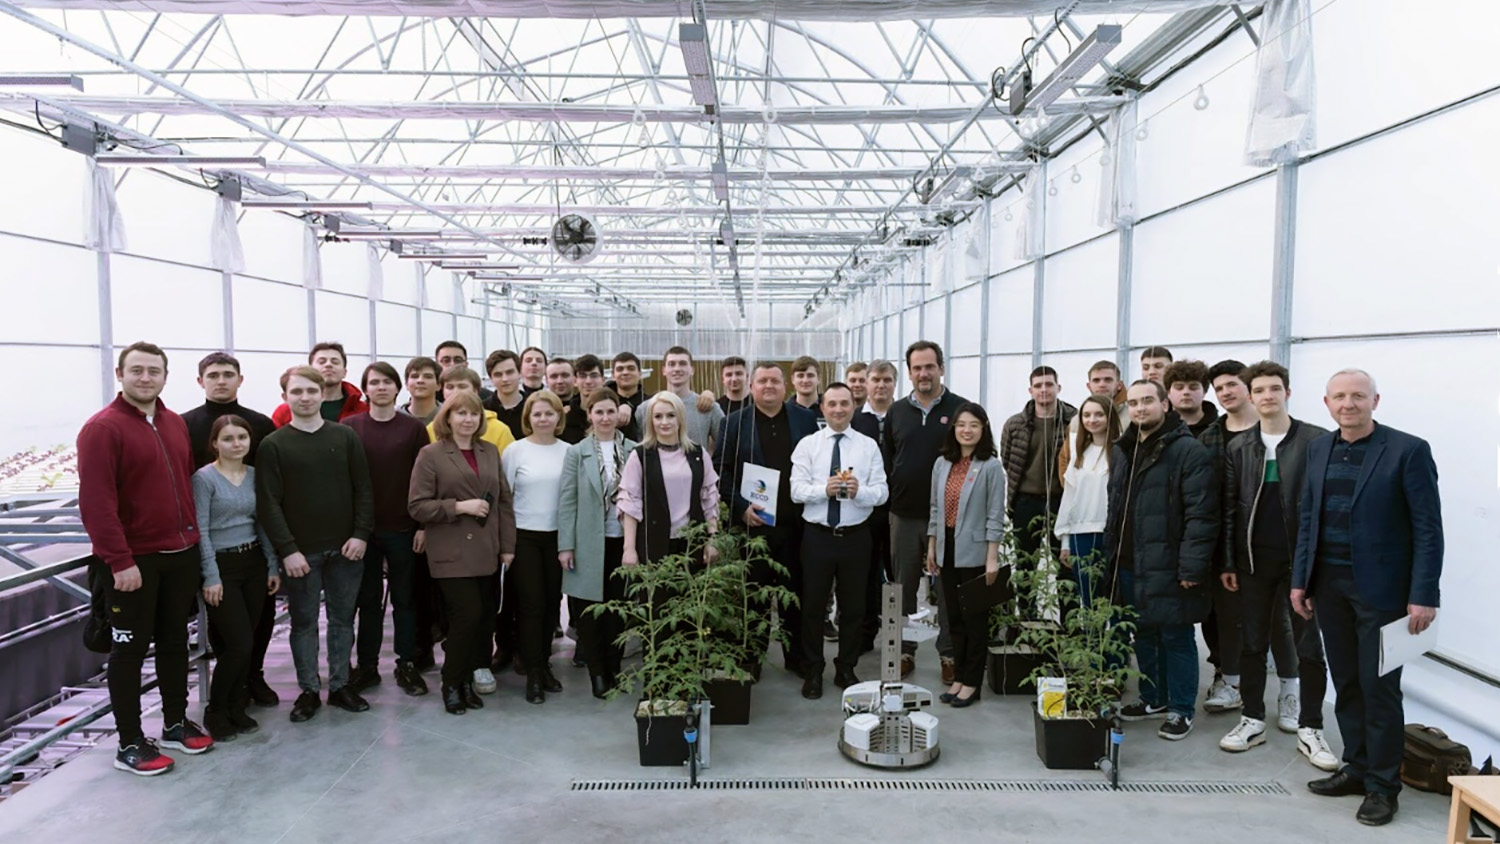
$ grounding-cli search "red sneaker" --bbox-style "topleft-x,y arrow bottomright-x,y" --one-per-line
114,738 -> 175,776
160,719 -> 215,755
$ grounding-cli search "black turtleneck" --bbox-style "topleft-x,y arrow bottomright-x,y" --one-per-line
181,398 -> 277,469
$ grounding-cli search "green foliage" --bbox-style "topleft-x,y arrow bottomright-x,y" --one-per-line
589,519 -> 798,707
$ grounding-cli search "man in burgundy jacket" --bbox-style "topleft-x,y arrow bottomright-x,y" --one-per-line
78,341 -> 216,776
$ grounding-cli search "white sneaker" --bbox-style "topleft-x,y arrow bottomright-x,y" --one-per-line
1219,716 -> 1268,752
1277,692 -> 1300,733
1298,727 -> 1339,771
472,668 -> 497,695
1205,675 -> 1226,702
1204,681 -> 1243,713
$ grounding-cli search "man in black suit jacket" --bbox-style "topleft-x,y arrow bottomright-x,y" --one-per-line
1291,368 -> 1443,827
717,362 -> 820,676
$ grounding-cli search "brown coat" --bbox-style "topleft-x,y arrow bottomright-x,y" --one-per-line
408,439 -> 516,578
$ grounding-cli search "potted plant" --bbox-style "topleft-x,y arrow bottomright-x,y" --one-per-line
986,522 -> 1057,695
701,528 -> 794,725
1013,548 -> 1141,770
592,521 -> 794,764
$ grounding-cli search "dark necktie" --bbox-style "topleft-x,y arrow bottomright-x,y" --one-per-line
829,432 -> 844,528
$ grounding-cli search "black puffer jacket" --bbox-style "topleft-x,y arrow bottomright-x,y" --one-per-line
1220,417 -> 1329,574
999,399 -> 1077,513
1104,412 -> 1218,627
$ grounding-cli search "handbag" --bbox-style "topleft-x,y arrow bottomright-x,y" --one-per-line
1400,723 -> 1478,794
82,555 -> 114,654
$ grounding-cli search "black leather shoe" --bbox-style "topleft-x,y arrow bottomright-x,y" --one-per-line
801,674 -> 823,700
441,683 -> 467,715
591,675 -> 611,700
248,675 -> 280,707
834,669 -> 860,689
951,687 -> 982,708
1356,793 -> 1397,826
1308,768 -> 1366,797
328,687 -> 370,713
491,647 -> 514,674
525,676 -> 545,705
463,681 -> 484,709
395,660 -> 429,696
347,664 -> 380,693
540,666 -> 563,694
289,691 -> 321,723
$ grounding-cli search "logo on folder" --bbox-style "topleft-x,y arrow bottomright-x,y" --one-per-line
753,480 -> 767,495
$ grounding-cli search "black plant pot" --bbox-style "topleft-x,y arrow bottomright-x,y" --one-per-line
1032,704 -> 1111,770
704,678 -> 753,725
635,704 -> 690,767
987,647 -> 1048,695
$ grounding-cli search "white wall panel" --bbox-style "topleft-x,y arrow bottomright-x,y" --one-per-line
922,298 -> 945,347
0,235 -> 98,344
1040,235 -> 1117,352
237,209 -> 305,284
234,277 -> 307,352
950,282 -> 982,357
381,253 -> 419,305
1290,335 -> 1500,680
457,316 -> 483,359
0,128 -> 88,245
1132,179 -> 1274,346
883,315 -> 899,364
1294,96 -> 1500,337
1312,0 -> 1500,152
987,267 -> 1034,354
1045,134 -> 1111,252
0,347 -> 99,454
376,301 -> 419,359
989,191 -> 1031,276
948,357 -> 981,402
422,269 -> 454,312
116,173 -> 215,267
421,309 -> 453,355
111,255 -> 222,350
985,354 -> 1034,419
314,291 -> 371,355
319,240 -> 371,297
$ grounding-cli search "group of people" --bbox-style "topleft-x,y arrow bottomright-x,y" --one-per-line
78,336 -> 1443,827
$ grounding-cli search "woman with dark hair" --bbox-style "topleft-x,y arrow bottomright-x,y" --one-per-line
1055,393 -> 1115,605
558,389 -> 637,699
192,415 -> 280,741
924,402 -> 1005,707
408,392 -> 516,714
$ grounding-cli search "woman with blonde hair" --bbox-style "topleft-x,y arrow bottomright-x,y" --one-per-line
617,391 -> 721,568
408,391 -> 515,714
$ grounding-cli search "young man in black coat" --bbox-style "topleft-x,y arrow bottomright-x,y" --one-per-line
1106,380 -> 1217,741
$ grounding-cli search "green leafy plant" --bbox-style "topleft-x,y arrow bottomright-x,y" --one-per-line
591,518 -> 798,713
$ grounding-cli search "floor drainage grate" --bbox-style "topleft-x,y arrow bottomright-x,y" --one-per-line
571,779 -> 1290,795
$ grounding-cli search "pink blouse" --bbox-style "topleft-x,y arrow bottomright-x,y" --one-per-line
617,447 -> 721,536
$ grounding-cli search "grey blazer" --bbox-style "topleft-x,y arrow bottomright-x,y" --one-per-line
558,434 -> 638,602
927,456 -> 1006,569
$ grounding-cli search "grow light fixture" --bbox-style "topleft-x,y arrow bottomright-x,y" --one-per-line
679,22 -> 718,112
0,73 -> 83,90
440,263 -> 521,271
243,199 -> 372,211
95,154 -> 268,170
397,251 -> 490,261
340,228 -> 448,240
710,160 -> 729,201
1010,25 -> 1122,116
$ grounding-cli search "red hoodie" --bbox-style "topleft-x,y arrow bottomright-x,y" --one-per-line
270,380 -> 368,428
77,395 -> 200,574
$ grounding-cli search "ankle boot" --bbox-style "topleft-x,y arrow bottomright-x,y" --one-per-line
441,683 -> 467,715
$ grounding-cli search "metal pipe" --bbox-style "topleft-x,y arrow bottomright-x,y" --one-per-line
0,556 -> 89,594
0,606 -> 90,651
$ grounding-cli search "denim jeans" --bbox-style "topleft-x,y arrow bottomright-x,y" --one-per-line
284,549 -> 363,694
1136,622 -> 1200,719
1066,532 -> 1105,608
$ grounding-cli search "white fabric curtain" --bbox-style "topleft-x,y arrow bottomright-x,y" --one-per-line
83,160 -> 127,253
1096,99 -> 1139,228
301,225 -> 322,289
210,196 -> 246,274
451,274 -> 467,316
1014,167 -> 1046,261
1245,0 -> 1317,167
366,243 -> 383,300
962,220 -> 988,284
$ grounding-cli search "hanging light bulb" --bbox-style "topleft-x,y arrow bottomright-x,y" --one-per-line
1047,181 -> 1058,197
1070,166 -> 1081,184
1135,121 -> 1149,141
1194,85 -> 1210,111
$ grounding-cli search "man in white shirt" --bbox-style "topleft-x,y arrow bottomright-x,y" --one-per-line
790,383 -> 888,699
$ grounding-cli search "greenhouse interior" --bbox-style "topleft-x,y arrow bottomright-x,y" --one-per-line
0,0 -> 1497,841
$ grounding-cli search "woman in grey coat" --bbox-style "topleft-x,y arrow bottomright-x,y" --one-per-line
558,388 -> 637,699
925,402 -> 1006,707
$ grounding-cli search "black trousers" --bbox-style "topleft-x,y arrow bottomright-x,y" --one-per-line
247,586 -> 276,683
749,522 -> 804,667
205,547 -> 268,713
108,548 -> 199,745
490,564 -> 517,663
513,529 -> 561,674
1239,557 -> 1327,728
1315,564 -> 1406,796
1011,493 -> 1059,618
575,537 -> 627,679
437,576 -> 496,688
800,523 -> 871,674
411,549 -> 444,654
353,553 -> 385,669
938,528 -> 988,688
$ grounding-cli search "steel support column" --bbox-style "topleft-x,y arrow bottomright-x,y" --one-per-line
306,287 -> 318,349
221,271 -> 235,354
979,201 -> 993,406
1115,223 -> 1134,375
1270,163 -> 1299,365
96,250 -> 114,406
1031,163 -> 1049,370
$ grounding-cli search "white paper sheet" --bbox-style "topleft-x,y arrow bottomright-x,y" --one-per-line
1379,615 -> 1440,677
740,463 -> 780,527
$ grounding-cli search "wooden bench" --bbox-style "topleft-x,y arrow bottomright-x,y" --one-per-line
1448,776 -> 1500,844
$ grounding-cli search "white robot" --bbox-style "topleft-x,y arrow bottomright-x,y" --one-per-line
838,583 -> 940,768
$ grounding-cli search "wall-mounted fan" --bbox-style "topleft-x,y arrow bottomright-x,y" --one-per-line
675,308 -> 693,326
551,213 -> 601,263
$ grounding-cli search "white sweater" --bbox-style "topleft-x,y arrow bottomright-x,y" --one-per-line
1054,442 -> 1110,542
502,438 -> 571,532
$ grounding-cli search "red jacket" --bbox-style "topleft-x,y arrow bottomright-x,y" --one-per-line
271,380 -> 368,428
77,395 -> 200,573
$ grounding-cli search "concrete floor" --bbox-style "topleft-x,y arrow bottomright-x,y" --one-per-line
0,625 -> 1450,844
